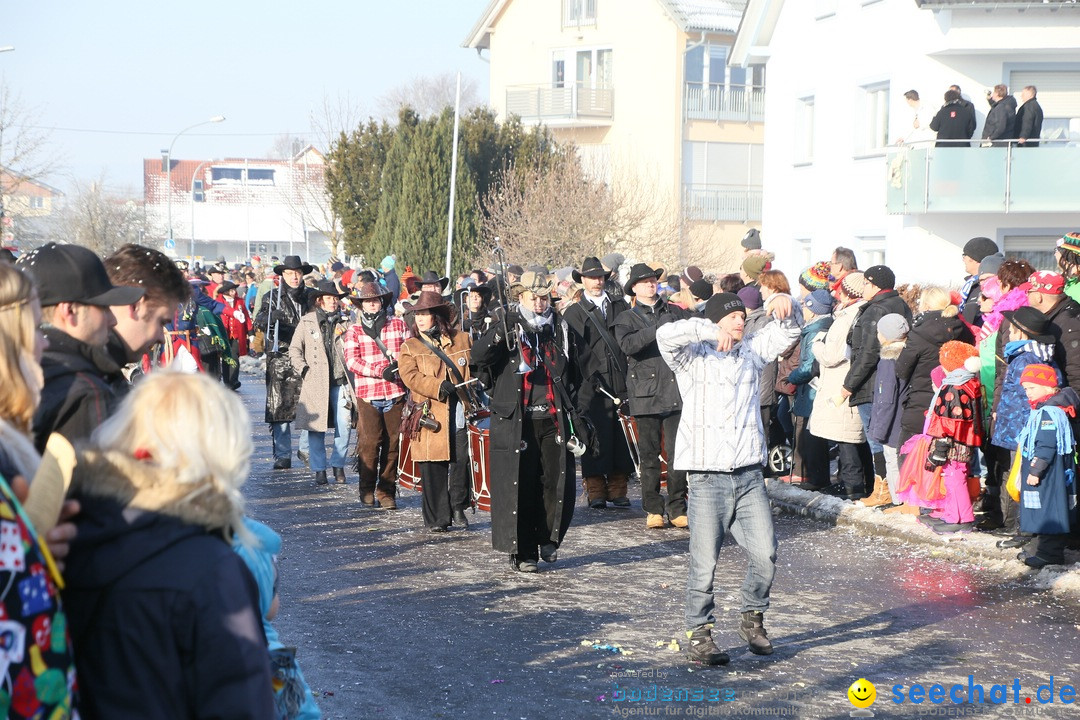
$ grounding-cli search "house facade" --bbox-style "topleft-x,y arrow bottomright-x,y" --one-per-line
0,169 -> 64,250
731,0 -> 1080,284
464,0 -> 765,269
143,146 -> 338,264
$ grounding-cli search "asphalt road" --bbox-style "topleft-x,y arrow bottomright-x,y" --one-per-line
238,374 -> 1080,720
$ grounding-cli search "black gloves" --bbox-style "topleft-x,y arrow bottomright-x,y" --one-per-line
381,363 -> 399,382
439,380 -> 456,400
925,437 -> 952,471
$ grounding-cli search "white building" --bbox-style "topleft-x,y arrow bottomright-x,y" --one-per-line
731,0 -> 1080,284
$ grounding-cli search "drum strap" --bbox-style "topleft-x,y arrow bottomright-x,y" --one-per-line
584,306 -> 626,376
416,333 -> 476,414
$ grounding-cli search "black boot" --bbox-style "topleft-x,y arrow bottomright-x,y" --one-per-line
452,509 -> 469,528
333,467 -> 346,484
739,611 -> 774,655
540,543 -> 558,563
273,458 -> 291,470
686,624 -> 730,665
314,470 -> 328,485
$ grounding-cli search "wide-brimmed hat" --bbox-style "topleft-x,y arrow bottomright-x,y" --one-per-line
1004,306 -> 1055,345
418,270 -> 449,290
216,280 -> 239,295
273,255 -> 314,275
403,290 -> 452,318
573,256 -> 612,283
309,279 -> 347,298
623,263 -> 665,296
348,281 -> 393,305
513,270 -> 556,297
467,281 -> 493,301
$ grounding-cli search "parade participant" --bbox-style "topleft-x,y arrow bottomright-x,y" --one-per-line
398,291 -> 474,531
289,280 -> 355,486
787,290 -> 834,488
343,281 -> 410,508
103,243 -> 190,393
614,263 -> 691,528
192,278 -> 234,383
206,260 -> 228,298
63,372 -> 275,718
217,280 -> 252,390
565,257 -> 634,509
1014,364 -> 1079,568
461,281 -> 495,341
418,270 -> 451,296
380,256 -> 400,305
472,271 -> 584,572
18,242 -> 145,452
255,255 -> 314,470
657,290 -> 799,664
1021,270 -> 1080,395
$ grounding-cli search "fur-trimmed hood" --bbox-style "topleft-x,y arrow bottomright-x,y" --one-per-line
879,341 -> 906,361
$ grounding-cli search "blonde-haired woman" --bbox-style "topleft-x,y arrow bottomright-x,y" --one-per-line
63,371 -> 275,718
895,286 -> 975,450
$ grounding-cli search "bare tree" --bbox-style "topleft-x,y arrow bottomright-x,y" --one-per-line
281,150 -> 343,258
55,174 -> 153,255
310,91 -> 367,151
377,73 -> 482,120
1,78 -> 58,210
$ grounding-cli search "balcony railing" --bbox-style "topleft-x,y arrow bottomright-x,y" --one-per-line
505,84 -> 613,124
684,184 -> 763,222
886,139 -> 1080,214
685,83 -> 765,123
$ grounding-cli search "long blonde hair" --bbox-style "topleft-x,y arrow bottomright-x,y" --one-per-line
919,286 -> 959,318
0,263 -> 42,434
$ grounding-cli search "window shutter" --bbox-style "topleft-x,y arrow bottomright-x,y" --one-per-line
1009,71 -> 1080,118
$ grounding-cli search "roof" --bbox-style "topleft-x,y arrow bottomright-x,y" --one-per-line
915,0 -> 1080,6
729,0 -> 785,68
463,0 -> 747,49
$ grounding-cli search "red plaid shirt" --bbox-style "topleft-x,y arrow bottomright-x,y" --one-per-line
343,317 -> 410,401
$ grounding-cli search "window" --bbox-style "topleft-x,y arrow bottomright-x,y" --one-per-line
192,180 -> 204,203
29,196 -> 44,209
210,167 -> 243,184
247,168 -> 276,185
1003,233 -> 1064,271
683,142 -> 764,187
857,82 -> 890,155
573,48 -> 612,88
1009,70 -> 1080,142
795,97 -> 815,164
857,236 -> 886,267
552,57 -> 565,88
563,0 -> 596,28
795,239 -> 813,271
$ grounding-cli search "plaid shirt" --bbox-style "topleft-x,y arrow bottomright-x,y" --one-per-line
343,317 -> 410,401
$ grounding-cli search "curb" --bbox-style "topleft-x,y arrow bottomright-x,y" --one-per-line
765,478 -> 1080,601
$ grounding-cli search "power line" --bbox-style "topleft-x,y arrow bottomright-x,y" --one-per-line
20,125 -> 319,138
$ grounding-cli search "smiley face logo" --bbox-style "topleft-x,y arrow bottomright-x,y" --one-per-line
848,678 -> 877,709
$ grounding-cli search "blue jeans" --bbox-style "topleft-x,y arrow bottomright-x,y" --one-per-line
685,466 -> 777,629
308,384 -> 352,471
271,422 -> 292,461
857,403 -> 882,455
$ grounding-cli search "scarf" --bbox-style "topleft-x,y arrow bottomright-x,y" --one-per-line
977,287 -> 1027,342
1018,405 -> 1075,470
923,366 -> 977,434
518,304 -> 554,330
1005,339 -> 1055,363
519,324 -> 559,423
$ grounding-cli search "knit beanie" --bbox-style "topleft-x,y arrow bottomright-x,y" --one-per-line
877,313 -> 910,342
962,237 -> 999,263
705,293 -> 746,323
689,278 -> 714,301
799,261 -> 831,291
737,285 -> 763,310
1020,363 -> 1059,389
939,340 -> 978,372
380,255 -> 396,271
1059,232 -> 1080,256
840,271 -> 865,299
741,228 -> 762,250
978,253 -> 1004,277
803,289 -> 834,316
742,255 -> 770,280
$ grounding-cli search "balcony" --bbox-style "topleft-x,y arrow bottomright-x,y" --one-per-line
684,184 -> 762,222
886,140 -> 1080,214
505,84 -> 613,126
685,83 -> 765,123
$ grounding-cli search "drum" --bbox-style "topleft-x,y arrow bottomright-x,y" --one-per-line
396,431 -> 422,492
467,410 -> 492,512
618,411 -> 668,487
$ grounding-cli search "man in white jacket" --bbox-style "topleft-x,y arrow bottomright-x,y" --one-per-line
657,291 -> 799,665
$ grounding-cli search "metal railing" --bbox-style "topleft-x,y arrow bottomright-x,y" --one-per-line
885,138 -> 1080,214
505,84 -> 614,122
683,184 -> 763,222
685,83 -> 765,123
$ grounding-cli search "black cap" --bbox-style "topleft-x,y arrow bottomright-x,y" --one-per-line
689,279 -> 714,301
17,242 -> 145,307
863,265 -> 896,290
704,292 -> 746,323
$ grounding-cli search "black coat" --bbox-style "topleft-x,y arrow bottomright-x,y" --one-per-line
612,298 -> 690,417
32,328 -> 122,453
962,277 -> 982,327
1044,296 -> 1080,396
470,311 -> 581,554
564,297 -> 634,476
930,100 -> 976,147
895,310 -> 974,433
844,290 -> 913,406
983,95 -> 1017,143
1016,98 -> 1044,146
255,283 -> 311,422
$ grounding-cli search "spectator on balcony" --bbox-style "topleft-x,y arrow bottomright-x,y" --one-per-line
895,89 -> 934,145
930,89 -> 977,148
982,84 -> 1017,147
949,84 -> 977,121
1015,86 -> 1044,148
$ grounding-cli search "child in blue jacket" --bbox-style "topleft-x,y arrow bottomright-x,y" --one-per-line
866,313 -> 910,507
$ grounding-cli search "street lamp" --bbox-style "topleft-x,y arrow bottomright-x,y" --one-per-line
0,46 -> 15,53
189,159 -> 211,264
165,115 -> 224,249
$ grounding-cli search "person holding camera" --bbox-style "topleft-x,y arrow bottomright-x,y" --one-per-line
472,271 -> 585,573
343,281 -> 410,508
289,280 -> 356,486
398,291 -> 474,532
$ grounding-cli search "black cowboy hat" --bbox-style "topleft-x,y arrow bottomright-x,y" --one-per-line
623,262 -> 665,296
347,281 -> 393,305
403,290 -> 452,318
466,281 -> 493,301
573,256 -> 612,283
418,270 -> 449,290
1003,306 -> 1055,346
309,279 -> 347,298
216,280 -> 240,295
273,255 -> 314,275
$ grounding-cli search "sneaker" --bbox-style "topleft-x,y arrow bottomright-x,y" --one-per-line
540,543 -> 558,563
738,611 -> 774,655
997,536 -> 1029,549
610,497 -> 631,508
589,498 -> 607,509
685,625 -> 730,665
647,513 -> 666,529
670,515 -> 689,528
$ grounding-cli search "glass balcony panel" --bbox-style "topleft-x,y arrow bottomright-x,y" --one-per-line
926,147 -> 1007,212
1009,145 -> 1080,212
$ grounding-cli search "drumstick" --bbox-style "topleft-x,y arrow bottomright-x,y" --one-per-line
596,386 -> 622,405
455,378 -> 478,388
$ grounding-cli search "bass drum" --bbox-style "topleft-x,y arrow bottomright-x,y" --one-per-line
467,411 -> 492,512
396,431 -> 422,492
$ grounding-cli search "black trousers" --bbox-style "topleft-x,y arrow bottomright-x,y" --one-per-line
636,412 -> 688,517
837,441 -> 873,494
793,415 -> 829,486
419,427 -> 471,529
222,339 -> 241,389
517,416 -> 575,560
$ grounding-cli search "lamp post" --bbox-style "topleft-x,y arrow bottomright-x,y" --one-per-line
189,159 -> 211,264
165,115 -> 224,249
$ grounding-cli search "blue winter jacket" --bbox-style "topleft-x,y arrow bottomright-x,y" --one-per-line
788,316 -> 832,418
1019,387 -> 1080,535
868,347 -> 908,448
991,340 -> 1058,449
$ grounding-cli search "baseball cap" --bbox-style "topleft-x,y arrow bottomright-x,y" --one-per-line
17,242 -> 145,307
1019,271 -> 1064,296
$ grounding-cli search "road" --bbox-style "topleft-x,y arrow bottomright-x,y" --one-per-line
237,373 -> 1080,720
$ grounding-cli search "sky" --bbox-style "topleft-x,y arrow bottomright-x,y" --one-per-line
1,0 -> 493,195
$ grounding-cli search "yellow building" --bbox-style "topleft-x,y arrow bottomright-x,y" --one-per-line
464,0 -> 764,271
0,168 -> 64,249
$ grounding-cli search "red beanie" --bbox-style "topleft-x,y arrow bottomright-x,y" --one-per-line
1020,364 -> 1058,389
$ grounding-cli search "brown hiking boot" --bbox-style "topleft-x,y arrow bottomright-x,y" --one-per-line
883,502 -> 920,515
375,492 -> 397,510
359,485 -> 376,507
647,513 -> 666,529
686,624 -> 730,665
670,515 -> 689,528
738,611 -> 773,655
607,473 -> 630,507
583,476 -> 607,508
860,476 -> 893,508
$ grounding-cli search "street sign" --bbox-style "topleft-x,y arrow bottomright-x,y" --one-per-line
164,238 -> 176,250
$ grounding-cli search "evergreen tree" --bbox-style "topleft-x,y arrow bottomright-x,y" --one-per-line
325,114 -> 399,259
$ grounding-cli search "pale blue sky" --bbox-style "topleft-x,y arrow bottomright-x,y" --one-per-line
1,0 -> 492,194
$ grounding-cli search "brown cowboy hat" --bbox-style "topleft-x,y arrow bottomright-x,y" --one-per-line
347,281 -> 393,305
512,270 -> 556,298
403,290 -> 452,318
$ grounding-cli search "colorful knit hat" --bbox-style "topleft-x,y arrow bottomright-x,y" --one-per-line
799,261 -> 831,291
1020,363 -> 1059,389
938,340 -> 978,372
1059,232 -> 1080,256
